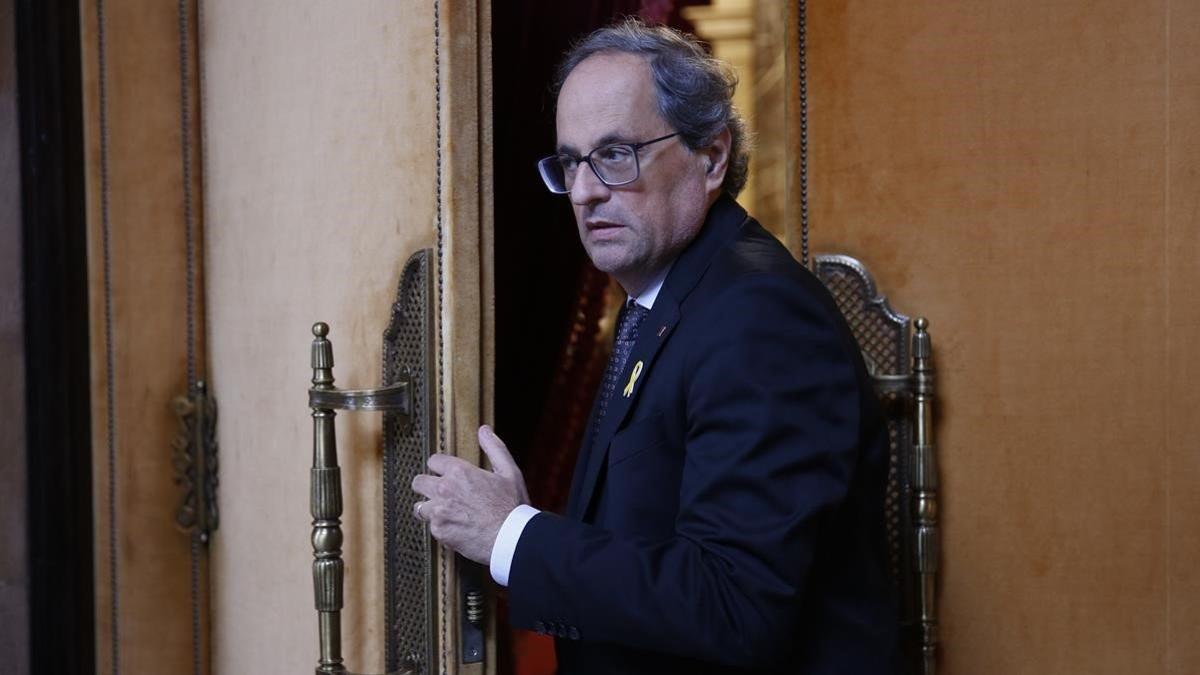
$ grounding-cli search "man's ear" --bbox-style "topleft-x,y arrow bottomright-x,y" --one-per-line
702,126 -> 732,196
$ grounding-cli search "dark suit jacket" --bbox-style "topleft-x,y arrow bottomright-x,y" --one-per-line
508,196 -> 900,674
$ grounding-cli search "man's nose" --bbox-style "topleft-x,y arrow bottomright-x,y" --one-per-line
569,162 -> 611,206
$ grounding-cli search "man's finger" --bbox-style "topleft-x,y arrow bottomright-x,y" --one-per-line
478,425 -> 519,478
411,473 -> 438,499
427,452 -> 470,476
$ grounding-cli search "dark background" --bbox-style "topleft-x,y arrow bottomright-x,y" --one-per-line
11,0 -> 97,673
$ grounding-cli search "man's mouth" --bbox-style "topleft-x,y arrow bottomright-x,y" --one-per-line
586,220 -> 624,232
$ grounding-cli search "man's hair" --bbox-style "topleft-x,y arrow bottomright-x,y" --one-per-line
554,18 -> 750,199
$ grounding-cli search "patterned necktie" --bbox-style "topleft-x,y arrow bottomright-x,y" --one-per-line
569,300 -> 650,513
595,300 -> 650,428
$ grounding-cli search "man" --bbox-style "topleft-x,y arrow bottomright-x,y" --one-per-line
412,19 -> 899,674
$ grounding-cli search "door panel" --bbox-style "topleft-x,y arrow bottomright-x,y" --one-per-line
203,1 -> 491,673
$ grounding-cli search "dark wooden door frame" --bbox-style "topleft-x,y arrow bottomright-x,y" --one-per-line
14,0 -> 96,672
0,0 -> 29,669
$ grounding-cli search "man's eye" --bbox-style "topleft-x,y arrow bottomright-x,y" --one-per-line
559,157 -> 580,171
595,146 -> 633,164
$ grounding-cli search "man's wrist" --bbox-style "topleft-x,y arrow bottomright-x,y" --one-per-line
489,504 -> 541,587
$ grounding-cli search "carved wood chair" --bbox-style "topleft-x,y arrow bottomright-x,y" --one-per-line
814,254 -> 940,675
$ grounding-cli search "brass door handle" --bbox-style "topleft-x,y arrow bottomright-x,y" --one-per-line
308,381 -> 411,413
306,249 -> 446,675
309,321 -> 416,675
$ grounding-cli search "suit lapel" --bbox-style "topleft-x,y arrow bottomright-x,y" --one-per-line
569,298 -> 680,519
567,195 -> 751,520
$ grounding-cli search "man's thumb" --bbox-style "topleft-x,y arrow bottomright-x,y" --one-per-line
478,425 -> 518,477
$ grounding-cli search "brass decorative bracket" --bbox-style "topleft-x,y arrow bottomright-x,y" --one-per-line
172,381 -> 219,542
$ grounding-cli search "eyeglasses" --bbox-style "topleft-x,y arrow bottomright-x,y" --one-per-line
537,133 -> 679,194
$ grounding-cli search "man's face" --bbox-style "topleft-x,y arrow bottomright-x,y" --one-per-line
555,52 -> 714,295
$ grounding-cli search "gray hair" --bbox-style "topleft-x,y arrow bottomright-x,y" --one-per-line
554,18 -> 750,199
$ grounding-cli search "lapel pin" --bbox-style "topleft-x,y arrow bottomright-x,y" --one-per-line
623,360 -> 644,398
657,325 -> 667,337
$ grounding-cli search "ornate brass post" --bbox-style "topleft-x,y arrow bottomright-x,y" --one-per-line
911,318 -> 938,674
307,319 -> 417,675
302,250 -> 444,675
310,322 -> 347,674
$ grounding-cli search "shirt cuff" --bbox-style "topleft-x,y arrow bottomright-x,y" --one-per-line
489,504 -> 540,587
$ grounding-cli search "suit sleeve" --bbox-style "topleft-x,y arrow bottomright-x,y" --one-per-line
506,273 -> 866,668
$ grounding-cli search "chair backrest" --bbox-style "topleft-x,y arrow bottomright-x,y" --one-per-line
814,254 -> 939,675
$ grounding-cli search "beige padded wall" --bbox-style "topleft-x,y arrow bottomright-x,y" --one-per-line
805,1 -> 1200,673
80,0 -> 207,672
202,2 -> 437,672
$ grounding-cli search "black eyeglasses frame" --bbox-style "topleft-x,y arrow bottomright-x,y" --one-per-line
536,132 -> 680,194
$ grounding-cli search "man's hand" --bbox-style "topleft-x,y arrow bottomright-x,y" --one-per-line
411,425 -> 530,565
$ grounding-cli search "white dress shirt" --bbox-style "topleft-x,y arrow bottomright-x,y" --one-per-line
489,267 -> 670,586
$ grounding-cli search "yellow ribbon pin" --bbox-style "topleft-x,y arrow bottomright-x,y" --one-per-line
623,360 -> 644,398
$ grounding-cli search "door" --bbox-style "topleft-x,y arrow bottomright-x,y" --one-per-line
202,1 -> 492,673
